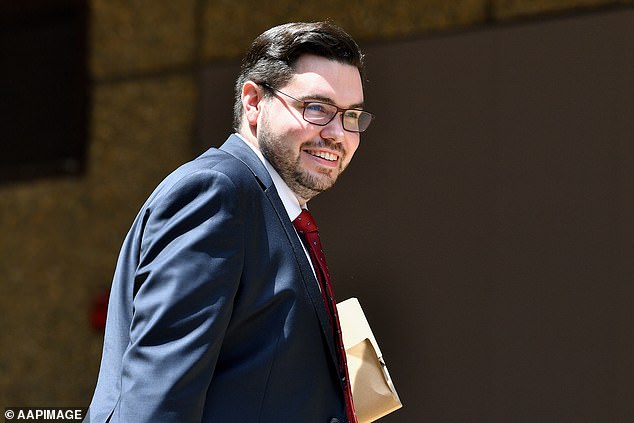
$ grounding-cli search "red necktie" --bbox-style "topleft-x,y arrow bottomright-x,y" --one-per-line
293,209 -> 357,423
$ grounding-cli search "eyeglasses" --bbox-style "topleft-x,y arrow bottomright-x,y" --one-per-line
261,83 -> 375,133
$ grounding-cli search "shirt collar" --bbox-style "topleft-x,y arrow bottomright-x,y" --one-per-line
236,133 -> 304,221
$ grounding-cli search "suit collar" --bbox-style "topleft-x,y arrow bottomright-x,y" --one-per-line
220,134 -> 274,190
232,134 -> 303,222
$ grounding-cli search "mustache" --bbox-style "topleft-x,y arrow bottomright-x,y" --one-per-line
301,139 -> 345,155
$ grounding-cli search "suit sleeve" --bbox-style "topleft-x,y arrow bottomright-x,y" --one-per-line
117,169 -> 244,422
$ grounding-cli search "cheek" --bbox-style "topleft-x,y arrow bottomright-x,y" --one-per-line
260,102 -> 304,133
274,115 -> 313,143
344,136 -> 361,162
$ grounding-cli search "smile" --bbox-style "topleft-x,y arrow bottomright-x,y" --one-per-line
306,150 -> 339,162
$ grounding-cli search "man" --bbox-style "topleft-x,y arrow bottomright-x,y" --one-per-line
86,21 -> 374,423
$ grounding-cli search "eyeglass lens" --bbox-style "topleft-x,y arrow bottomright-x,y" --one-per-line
303,103 -> 373,132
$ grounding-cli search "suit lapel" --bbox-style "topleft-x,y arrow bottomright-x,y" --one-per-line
220,135 -> 340,366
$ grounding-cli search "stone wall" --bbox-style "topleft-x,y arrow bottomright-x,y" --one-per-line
0,0 -> 631,409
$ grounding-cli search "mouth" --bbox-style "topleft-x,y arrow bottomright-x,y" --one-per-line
305,149 -> 339,162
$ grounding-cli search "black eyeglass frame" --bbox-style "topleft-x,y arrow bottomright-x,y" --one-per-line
260,83 -> 375,133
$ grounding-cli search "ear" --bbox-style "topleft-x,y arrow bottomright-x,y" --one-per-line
242,81 -> 264,127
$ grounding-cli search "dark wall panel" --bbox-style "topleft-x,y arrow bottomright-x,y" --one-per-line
198,8 -> 634,422
0,1 -> 88,182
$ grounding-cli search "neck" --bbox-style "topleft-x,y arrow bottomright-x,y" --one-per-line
238,126 -> 259,151
296,196 -> 308,208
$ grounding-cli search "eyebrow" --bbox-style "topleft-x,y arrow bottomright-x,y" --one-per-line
300,94 -> 365,110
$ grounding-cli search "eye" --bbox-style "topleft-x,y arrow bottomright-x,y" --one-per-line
343,110 -> 362,125
343,110 -> 361,120
304,103 -> 330,115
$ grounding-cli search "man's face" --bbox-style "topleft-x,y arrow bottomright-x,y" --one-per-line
257,54 -> 364,203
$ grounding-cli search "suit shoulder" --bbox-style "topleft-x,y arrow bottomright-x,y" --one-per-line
142,147 -> 260,211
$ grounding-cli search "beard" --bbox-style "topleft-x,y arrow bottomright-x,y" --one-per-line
258,119 -> 346,202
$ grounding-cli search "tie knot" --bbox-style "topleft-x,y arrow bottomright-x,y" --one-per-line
293,209 -> 318,234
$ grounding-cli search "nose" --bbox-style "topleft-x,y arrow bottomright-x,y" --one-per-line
320,111 -> 346,143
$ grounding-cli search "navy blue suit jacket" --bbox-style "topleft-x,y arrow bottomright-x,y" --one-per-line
86,135 -> 347,422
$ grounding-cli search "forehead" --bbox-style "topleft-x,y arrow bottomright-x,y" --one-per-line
285,54 -> 364,107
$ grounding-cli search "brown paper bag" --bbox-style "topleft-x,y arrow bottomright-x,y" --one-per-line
337,298 -> 402,422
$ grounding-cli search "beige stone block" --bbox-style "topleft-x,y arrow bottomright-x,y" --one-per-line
200,0 -> 489,61
0,73 -> 196,406
89,73 -> 196,230
492,0 -> 634,21
0,176 -> 100,404
90,0 -> 197,80
340,0 -> 489,40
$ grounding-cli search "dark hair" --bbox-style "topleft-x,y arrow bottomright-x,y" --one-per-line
233,21 -> 366,131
